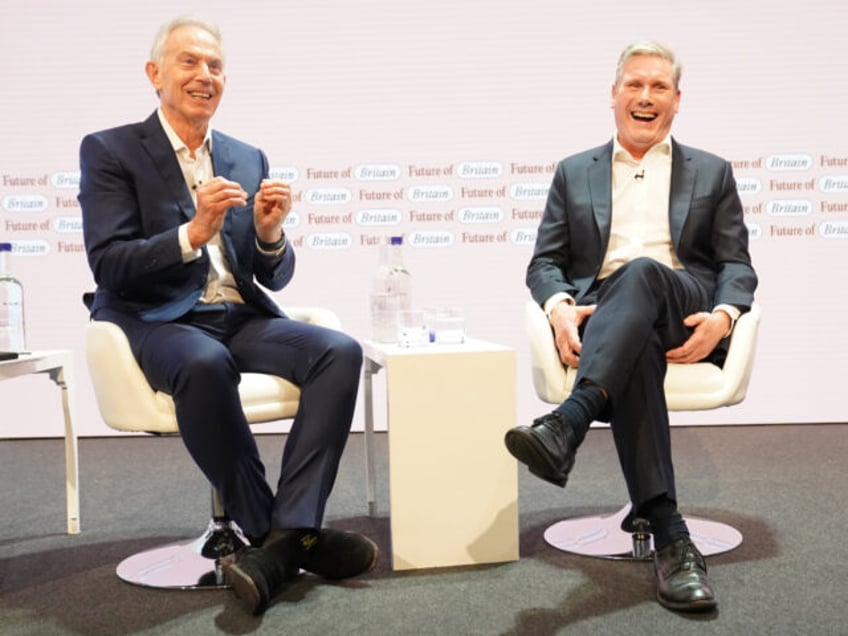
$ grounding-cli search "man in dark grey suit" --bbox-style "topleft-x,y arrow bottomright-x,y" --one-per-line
505,41 -> 757,612
79,17 -> 376,614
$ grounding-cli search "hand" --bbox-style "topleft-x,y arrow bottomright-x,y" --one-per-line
549,302 -> 596,368
188,177 -> 247,248
665,311 -> 731,364
254,179 -> 292,243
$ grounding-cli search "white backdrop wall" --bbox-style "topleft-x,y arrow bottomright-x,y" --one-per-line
1,0 -> 846,438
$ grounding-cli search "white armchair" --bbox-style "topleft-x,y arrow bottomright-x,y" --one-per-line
524,300 -> 762,559
84,307 -> 342,588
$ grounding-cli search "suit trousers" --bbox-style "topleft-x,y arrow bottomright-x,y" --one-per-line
574,257 -> 711,511
94,303 -> 363,540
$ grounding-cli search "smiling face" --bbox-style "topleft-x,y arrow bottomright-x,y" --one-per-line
611,54 -> 680,160
145,24 -> 225,143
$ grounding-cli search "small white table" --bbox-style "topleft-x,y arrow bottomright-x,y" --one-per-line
362,338 -> 519,570
0,350 -> 80,534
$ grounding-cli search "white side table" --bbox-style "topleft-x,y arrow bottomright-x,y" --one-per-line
0,350 -> 80,534
362,338 -> 518,570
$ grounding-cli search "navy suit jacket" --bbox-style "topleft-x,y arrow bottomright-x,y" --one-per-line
79,112 -> 294,322
526,138 -> 757,312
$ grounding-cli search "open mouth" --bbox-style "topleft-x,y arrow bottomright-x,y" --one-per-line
631,111 -> 657,122
188,91 -> 213,100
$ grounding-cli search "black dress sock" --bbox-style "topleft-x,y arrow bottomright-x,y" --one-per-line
554,382 -> 607,444
639,495 -> 690,551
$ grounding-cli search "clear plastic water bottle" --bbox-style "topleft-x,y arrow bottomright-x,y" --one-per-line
370,235 -> 412,343
0,242 -> 26,353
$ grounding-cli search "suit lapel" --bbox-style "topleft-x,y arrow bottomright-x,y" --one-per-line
668,139 -> 695,250
589,141 -> 614,251
211,131 -> 235,181
140,113 -> 196,220
210,132 -> 242,265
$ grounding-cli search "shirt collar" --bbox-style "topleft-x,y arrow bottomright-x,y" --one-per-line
613,133 -> 671,164
156,108 -> 213,155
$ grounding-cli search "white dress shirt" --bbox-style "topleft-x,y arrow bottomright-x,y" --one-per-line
544,135 -> 739,331
157,109 -> 244,305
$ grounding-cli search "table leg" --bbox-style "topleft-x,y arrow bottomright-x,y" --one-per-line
363,358 -> 381,517
49,359 -> 80,535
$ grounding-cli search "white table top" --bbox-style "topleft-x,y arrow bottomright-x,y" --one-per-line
362,338 -> 511,366
0,350 -> 73,378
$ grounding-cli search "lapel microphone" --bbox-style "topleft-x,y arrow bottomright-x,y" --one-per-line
634,169 -> 645,180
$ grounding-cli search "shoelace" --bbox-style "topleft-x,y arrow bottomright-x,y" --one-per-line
676,543 -> 706,573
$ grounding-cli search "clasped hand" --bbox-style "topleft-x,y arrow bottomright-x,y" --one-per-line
549,302 -> 596,368
665,311 -> 729,364
549,303 -> 730,368
188,177 -> 291,249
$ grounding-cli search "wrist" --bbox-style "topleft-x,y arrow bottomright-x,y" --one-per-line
544,293 -> 574,321
712,309 -> 735,338
256,229 -> 286,252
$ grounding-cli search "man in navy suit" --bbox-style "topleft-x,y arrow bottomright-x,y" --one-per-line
505,41 -> 757,612
79,17 -> 376,614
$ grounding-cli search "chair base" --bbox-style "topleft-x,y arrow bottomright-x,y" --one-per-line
116,518 -> 247,589
543,503 -> 742,561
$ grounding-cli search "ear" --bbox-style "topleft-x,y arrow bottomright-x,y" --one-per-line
610,83 -> 617,109
145,61 -> 161,92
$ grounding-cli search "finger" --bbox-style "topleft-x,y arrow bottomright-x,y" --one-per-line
666,344 -> 683,357
198,176 -> 244,193
577,304 -> 597,318
199,183 -> 247,203
569,336 -> 582,355
560,349 -> 579,368
260,180 -> 291,196
262,181 -> 290,192
257,185 -> 290,207
682,313 -> 703,327
666,351 -> 689,364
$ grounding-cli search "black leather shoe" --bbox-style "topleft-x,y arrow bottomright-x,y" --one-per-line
224,531 -> 306,614
503,412 -> 578,487
654,538 -> 717,612
303,529 -> 379,580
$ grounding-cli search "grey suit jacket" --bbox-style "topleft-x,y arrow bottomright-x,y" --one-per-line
526,138 -> 757,311
79,112 -> 294,322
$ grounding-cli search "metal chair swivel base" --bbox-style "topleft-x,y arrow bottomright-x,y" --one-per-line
543,503 -> 743,561
116,517 -> 247,589
116,490 -> 247,589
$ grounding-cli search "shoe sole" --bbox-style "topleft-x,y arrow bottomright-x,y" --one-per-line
357,537 -> 379,576
306,534 -> 379,580
225,563 -> 264,615
657,592 -> 718,613
504,428 -> 570,487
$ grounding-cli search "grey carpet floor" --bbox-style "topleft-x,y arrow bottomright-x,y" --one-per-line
1,424 -> 846,635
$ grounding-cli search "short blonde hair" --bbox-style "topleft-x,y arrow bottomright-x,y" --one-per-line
615,41 -> 681,90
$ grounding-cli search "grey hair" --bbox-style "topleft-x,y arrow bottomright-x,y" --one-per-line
615,41 -> 681,90
149,16 -> 225,64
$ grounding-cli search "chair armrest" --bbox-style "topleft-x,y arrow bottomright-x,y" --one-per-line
717,302 -> 762,405
525,300 -> 578,404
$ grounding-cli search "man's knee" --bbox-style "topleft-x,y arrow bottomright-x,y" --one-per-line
326,331 -> 363,376
180,346 -> 239,386
600,257 -> 670,301
618,257 -> 669,283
